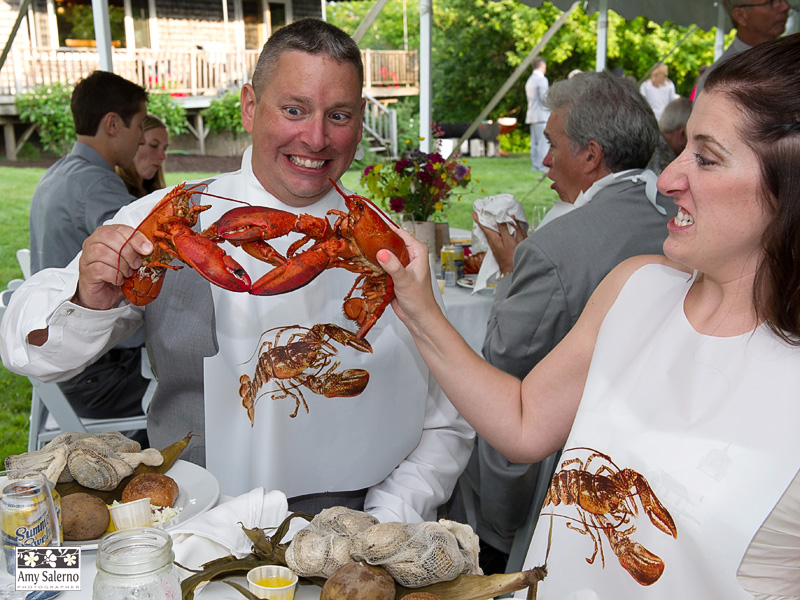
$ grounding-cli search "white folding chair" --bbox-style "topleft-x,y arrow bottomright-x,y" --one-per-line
16,248 -> 31,280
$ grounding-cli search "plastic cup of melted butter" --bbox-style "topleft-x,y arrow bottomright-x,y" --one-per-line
108,497 -> 153,530
247,565 -> 298,600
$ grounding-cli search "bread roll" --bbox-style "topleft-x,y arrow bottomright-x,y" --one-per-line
121,473 -> 179,507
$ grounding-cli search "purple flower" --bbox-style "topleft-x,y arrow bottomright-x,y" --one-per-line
428,152 -> 445,164
454,164 -> 470,181
363,165 -> 374,176
389,197 -> 406,212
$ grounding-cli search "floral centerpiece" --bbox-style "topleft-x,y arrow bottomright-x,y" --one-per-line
360,147 -> 472,222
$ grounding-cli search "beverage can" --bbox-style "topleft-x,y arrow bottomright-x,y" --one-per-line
452,245 -> 465,279
441,245 -> 456,275
1,479 -> 60,575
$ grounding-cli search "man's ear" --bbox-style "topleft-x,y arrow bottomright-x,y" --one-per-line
583,139 -> 604,173
241,83 -> 257,134
730,6 -> 748,28
100,112 -> 119,137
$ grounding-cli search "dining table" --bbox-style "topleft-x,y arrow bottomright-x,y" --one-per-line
53,227 -> 497,600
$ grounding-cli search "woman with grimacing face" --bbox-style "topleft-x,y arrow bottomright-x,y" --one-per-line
116,114 -> 169,199
377,33 -> 800,596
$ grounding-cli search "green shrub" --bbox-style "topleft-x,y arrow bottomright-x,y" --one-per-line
499,127 -> 530,154
147,93 -> 189,137
202,91 -> 246,136
15,83 -> 75,156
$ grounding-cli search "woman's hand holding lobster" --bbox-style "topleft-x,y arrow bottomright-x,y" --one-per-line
377,228 -> 440,332
75,225 -> 153,311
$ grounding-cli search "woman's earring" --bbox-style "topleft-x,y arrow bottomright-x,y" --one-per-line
355,144 -> 365,161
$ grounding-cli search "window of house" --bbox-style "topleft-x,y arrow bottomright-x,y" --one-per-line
55,0 -> 125,47
242,0 -> 264,50
130,0 -> 151,48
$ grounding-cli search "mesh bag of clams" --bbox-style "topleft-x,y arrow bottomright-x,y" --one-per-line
285,507 -> 482,588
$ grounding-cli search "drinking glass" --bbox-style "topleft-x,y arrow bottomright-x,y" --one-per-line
397,213 -> 416,236
531,205 -> 549,230
0,471 -> 61,600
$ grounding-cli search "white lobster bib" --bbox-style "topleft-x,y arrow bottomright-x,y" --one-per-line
516,264 -> 800,599
199,151 -> 430,497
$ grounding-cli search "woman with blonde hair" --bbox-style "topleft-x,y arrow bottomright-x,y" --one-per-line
639,62 -> 679,121
116,114 -> 169,198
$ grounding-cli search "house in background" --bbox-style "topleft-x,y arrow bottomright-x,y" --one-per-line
0,0 -> 417,157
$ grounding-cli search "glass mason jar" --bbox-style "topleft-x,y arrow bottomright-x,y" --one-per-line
93,527 -> 181,600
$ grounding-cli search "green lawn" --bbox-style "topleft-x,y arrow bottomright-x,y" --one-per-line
0,155 -> 555,460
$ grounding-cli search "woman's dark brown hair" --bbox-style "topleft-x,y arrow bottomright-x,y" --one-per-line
705,33 -> 800,345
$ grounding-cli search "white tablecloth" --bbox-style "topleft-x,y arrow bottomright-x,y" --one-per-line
440,284 -> 494,354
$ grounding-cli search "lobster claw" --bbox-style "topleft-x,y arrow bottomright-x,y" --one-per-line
249,247 -> 333,295
171,227 -> 251,291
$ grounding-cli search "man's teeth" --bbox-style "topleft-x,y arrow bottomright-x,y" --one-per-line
290,156 -> 325,169
674,209 -> 694,226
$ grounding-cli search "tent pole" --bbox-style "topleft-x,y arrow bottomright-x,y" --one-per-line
450,2 -> 578,155
595,0 -> 607,71
352,0 -> 390,43
0,0 -> 33,74
419,0 -> 432,152
714,2 -> 726,60
92,0 -> 114,71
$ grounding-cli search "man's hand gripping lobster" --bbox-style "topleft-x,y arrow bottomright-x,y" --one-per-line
101,180 -> 410,339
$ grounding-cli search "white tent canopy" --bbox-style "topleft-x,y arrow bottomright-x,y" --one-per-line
535,0 -> 727,30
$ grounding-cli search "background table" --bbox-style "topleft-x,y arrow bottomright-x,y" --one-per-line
440,283 -> 495,354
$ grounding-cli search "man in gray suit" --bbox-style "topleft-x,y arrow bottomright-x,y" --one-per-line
525,57 -> 549,171
463,71 -> 678,571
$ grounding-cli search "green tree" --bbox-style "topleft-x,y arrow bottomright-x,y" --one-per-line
15,83 -> 75,156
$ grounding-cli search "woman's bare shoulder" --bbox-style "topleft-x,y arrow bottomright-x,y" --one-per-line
586,256 -> 691,316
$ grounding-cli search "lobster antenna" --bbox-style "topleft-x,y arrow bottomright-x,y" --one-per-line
328,178 -> 398,227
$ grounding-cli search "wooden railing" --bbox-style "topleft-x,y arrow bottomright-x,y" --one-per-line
0,47 -> 419,98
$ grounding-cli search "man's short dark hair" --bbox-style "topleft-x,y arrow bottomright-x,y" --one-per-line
250,18 -> 363,99
71,71 -> 148,136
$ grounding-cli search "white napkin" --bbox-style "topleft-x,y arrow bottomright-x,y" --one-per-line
471,194 -> 529,293
171,487 -> 304,580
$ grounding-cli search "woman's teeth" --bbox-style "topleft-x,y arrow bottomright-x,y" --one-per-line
674,209 -> 694,226
290,156 -> 325,169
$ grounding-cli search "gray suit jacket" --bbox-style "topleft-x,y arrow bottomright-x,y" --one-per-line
464,173 -> 678,552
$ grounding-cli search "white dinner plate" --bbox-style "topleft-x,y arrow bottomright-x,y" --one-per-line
457,276 -> 494,290
67,459 -> 220,550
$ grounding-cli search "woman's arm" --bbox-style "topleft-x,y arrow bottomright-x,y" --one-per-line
379,233 -> 656,463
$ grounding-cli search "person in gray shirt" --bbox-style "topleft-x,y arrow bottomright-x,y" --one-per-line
28,71 -> 150,430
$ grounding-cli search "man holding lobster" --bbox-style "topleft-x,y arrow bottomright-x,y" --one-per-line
0,19 -> 474,523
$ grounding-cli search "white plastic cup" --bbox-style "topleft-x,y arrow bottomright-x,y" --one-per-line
246,565 -> 298,600
108,498 -> 153,530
